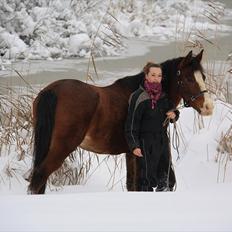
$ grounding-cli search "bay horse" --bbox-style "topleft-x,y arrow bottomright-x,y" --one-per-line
28,49 -> 214,194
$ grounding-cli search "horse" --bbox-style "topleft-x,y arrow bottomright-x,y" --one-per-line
28,49 -> 214,194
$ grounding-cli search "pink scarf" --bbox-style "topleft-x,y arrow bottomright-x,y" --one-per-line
144,80 -> 162,109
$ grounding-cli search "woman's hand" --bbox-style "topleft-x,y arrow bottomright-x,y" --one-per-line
166,111 -> 176,120
132,148 -> 143,157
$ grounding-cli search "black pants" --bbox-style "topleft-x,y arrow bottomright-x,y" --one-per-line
138,133 -> 176,191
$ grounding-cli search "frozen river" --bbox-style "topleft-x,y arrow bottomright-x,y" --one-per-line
0,0 -> 231,93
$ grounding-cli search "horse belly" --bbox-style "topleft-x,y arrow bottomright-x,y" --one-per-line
79,135 -> 103,153
79,130 -> 128,155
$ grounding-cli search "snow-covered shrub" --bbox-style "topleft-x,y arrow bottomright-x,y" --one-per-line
217,127 -> 232,158
0,0 -> 231,60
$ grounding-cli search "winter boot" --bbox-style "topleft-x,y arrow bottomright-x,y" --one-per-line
155,175 -> 173,192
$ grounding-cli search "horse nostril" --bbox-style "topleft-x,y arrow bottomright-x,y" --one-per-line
201,101 -> 214,116
203,101 -> 214,112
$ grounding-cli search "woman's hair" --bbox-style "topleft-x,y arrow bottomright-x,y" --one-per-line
143,62 -> 161,75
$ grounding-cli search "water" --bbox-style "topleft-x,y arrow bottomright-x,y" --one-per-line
0,0 -> 231,90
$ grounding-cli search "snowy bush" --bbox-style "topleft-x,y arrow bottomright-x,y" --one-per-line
68,33 -> 91,57
0,0 -> 231,60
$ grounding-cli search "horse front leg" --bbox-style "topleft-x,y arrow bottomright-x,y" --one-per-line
125,153 -> 140,191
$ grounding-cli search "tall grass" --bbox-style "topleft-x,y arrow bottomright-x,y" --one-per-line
168,0 -> 232,181
216,123 -> 232,182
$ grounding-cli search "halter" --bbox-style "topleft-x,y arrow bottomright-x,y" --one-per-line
176,70 -> 208,107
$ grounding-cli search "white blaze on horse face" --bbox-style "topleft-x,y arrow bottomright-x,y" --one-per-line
194,71 -> 214,116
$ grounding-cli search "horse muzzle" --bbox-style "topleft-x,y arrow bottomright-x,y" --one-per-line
199,99 -> 214,116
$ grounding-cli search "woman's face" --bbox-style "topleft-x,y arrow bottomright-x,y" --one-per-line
145,67 -> 162,83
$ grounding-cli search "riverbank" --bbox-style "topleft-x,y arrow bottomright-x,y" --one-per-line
0,30 -> 231,89
0,0 -> 231,91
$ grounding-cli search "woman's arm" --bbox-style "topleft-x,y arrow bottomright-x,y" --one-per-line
125,93 -> 145,154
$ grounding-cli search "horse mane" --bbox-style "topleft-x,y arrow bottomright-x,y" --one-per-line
114,72 -> 144,92
113,57 -> 183,93
113,55 -> 204,94
160,57 -> 183,93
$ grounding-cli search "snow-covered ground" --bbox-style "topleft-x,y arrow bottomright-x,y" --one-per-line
1,190 -> 232,232
0,0 -> 232,231
0,99 -> 232,231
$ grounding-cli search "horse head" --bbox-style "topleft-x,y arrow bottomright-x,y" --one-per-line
176,49 -> 214,116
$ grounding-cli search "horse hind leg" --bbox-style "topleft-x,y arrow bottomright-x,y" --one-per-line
29,160 -> 62,194
29,141 -> 78,194
29,116 -> 94,194
28,167 -> 47,194
28,156 -> 53,194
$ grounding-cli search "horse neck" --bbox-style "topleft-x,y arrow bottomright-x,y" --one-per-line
111,58 -> 185,106
113,72 -> 144,94
161,57 -> 183,107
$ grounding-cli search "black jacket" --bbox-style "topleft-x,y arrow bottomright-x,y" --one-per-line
125,86 -> 179,152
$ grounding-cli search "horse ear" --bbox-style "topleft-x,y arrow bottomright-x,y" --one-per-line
195,49 -> 204,63
180,50 -> 192,68
185,50 -> 193,60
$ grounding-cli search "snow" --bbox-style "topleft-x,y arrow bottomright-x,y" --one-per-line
0,0 -> 232,231
0,30 -> 27,59
69,33 -> 91,57
0,93 -> 231,231
1,191 -> 232,232
0,0 -> 232,62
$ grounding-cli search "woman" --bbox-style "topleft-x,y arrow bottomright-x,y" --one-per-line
125,62 -> 179,192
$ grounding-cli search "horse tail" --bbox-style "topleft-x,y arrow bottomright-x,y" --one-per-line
29,90 -> 57,193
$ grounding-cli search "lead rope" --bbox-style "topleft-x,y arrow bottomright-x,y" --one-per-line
172,121 -> 180,161
163,116 -> 181,161
167,121 -> 177,191
162,104 -> 186,192
166,124 -> 172,191
163,117 -> 181,192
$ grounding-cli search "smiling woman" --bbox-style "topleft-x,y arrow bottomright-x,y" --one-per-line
125,62 -> 179,192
